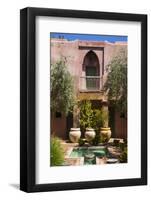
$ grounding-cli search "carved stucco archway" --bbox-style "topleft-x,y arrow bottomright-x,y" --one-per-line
82,50 -> 100,74
81,50 -> 100,91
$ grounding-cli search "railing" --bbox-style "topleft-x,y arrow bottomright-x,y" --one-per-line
79,76 -> 103,91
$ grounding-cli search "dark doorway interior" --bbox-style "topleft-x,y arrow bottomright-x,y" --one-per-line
66,112 -> 73,140
109,106 -> 115,138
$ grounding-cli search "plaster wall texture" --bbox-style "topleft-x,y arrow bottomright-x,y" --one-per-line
51,38 -> 127,92
50,38 -> 127,139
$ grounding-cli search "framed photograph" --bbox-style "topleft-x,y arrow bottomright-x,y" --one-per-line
20,7 -> 147,192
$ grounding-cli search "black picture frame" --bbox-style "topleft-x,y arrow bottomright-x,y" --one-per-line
20,7 -> 147,192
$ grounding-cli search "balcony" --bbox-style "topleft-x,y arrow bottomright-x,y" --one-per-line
79,76 -> 103,92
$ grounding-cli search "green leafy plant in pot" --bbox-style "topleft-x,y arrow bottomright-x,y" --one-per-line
100,106 -> 111,143
79,100 -> 96,142
91,109 -> 102,145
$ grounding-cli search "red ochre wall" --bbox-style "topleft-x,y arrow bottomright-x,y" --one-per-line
114,112 -> 127,139
50,38 -> 127,140
51,115 -> 67,139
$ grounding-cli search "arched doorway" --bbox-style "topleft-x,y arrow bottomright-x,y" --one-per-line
82,51 -> 100,90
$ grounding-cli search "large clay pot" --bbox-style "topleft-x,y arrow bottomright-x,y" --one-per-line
85,128 -> 96,142
69,128 -> 81,143
100,127 -> 111,142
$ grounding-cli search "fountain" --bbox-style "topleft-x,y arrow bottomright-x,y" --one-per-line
84,148 -> 96,164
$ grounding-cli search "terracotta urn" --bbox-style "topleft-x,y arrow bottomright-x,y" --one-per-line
69,128 -> 81,143
100,127 -> 111,142
85,128 -> 96,142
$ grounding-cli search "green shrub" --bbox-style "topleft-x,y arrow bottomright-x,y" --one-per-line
51,58 -> 76,115
119,147 -> 127,163
119,142 -> 125,151
78,138 -> 85,146
114,139 -> 120,147
79,101 -> 103,132
123,138 -> 127,145
79,100 -> 93,130
92,133 -> 100,146
91,109 -> 103,133
50,136 -> 65,166
100,134 -> 109,143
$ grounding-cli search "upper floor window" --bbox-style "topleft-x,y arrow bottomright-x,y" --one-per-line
81,51 -> 100,90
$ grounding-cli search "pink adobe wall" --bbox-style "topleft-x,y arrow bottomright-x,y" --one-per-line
114,112 -> 127,139
51,114 -> 67,139
50,39 -> 127,92
50,38 -> 127,139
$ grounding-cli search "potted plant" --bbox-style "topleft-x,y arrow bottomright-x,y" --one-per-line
79,100 -> 96,142
91,109 -> 102,145
69,127 -> 81,143
69,104 -> 81,143
100,107 -> 111,143
85,127 -> 96,142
